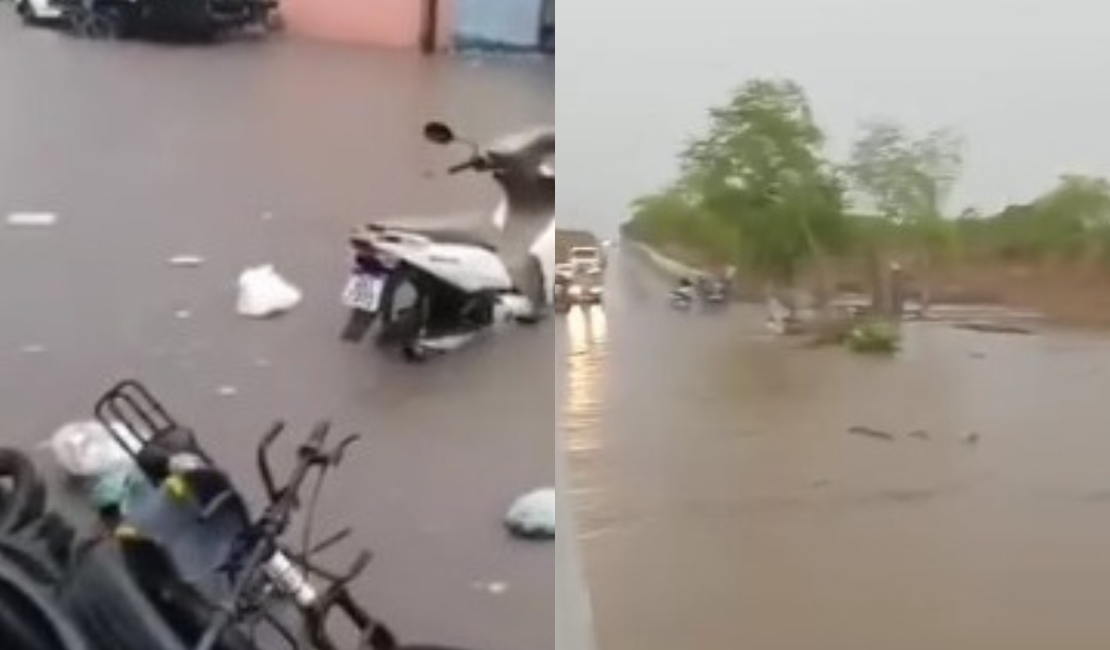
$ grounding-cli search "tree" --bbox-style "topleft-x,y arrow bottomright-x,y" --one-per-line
846,120 -> 965,225
989,175 -> 1110,262
846,120 -> 966,307
625,186 -> 739,265
680,79 -> 848,289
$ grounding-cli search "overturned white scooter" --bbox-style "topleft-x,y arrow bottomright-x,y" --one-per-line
340,121 -> 555,363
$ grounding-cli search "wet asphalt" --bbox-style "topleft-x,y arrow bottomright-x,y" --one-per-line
0,15 -> 554,650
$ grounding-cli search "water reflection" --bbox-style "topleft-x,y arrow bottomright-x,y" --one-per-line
563,307 -> 608,455
566,306 -> 609,353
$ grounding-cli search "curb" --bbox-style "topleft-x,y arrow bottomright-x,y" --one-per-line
557,443 -> 597,650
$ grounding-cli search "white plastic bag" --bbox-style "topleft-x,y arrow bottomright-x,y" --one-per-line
44,421 -> 143,478
505,488 -> 556,541
237,265 -> 303,319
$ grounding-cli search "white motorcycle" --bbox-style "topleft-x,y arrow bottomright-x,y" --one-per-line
340,121 -> 555,363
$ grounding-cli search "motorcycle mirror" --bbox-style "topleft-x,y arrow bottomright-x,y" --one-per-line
423,122 -> 456,145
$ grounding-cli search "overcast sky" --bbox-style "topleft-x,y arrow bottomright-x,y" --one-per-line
558,0 -> 1110,234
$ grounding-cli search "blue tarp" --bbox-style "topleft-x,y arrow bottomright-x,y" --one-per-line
455,0 -> 543,51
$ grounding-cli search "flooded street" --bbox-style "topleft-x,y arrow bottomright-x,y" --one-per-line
567,249 -> 1110,650
0,16 -> 554,650
557,0 -> 1110,647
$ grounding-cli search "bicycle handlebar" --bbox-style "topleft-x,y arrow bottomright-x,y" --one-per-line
197,422 -> 385,650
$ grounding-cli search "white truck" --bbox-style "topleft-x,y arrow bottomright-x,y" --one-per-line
568,246 -> 605,273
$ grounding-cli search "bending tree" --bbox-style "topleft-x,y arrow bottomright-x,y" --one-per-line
681,79 -> 848,301
846,120 -> 966,307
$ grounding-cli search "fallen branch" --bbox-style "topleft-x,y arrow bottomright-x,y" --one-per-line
847,425 -> 896,442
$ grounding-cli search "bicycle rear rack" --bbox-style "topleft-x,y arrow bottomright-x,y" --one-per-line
94,379 -> 213,481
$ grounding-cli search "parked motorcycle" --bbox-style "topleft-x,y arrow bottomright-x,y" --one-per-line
0,380 -> 483,650
340,121 -> 555,363
670,285 -> 695,311
696,276 -> 730,309
52,0 -> 279,40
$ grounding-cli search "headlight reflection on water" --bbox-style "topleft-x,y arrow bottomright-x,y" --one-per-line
566,304 -> 607,352
564,307 -> 608,454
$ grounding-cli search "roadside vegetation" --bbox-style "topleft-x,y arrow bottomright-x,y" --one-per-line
623,78 -> 1110,325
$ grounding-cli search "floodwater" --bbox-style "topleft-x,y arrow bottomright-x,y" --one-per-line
569,249 -> 1110,650
0,16 -> 554,650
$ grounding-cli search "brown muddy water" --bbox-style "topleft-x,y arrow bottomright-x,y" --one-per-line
568,250 -> 1110,650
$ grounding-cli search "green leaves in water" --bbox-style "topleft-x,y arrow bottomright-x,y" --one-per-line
845,320 -> 902,355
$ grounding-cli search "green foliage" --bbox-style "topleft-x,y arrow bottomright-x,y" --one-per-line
623,187 -> 739,264
958,175 -> 1110,264
625,79 -> 1110,280
846,120 -> 965,223
845,319 -> 902,355
845,120 -> 965,271
628,79 -> 849,283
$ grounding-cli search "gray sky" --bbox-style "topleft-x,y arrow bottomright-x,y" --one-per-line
558,0 -> 1110,234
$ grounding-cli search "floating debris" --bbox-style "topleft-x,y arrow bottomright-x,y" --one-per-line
963,432 -> 981,445
6,212 -> 58,228
216,386 -> 239,398
954,321 -> 1035,336
811,479 -> 832,489
237,265 -> 303,319
908,429 -> 931,440
168,255 -> 206,268
472,581 -> 509,595
174,310 -> 193,320
43,420 -> 142,478
20,345 -> 48,355
847,426 -> 896,442
505,488 -> 555,541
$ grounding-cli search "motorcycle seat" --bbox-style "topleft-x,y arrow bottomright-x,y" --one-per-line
363,221 -> 501,252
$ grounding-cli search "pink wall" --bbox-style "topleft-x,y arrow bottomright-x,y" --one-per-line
283,0 -> 455,49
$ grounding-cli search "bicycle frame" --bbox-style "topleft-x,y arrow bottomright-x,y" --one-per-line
94,380 -> 399,650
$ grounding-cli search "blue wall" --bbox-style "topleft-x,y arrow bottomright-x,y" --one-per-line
540,0 -> 553,53
455,0 -> 544,51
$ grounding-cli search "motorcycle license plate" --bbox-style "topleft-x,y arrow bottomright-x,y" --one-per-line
341,273 -> 384,312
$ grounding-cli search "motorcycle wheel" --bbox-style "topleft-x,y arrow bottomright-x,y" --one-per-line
0,554 -> 91,650
0,448 -> 47,536
516,257 -> 549,326
377,266 -> 430,350
75,8 -> 122,39
16,0 -> 38,24
340,308 -> 377,343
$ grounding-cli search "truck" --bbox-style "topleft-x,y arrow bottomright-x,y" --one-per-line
555,230 -> 605,311
568,246 -> 605,273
